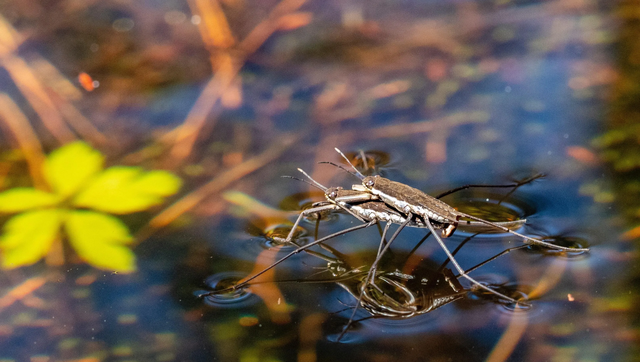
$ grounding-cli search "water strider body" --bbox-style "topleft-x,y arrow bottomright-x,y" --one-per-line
332,148 -> 589,253
322,186 -> 524,232
355,175 -> 588,251
303,169 -> 526,236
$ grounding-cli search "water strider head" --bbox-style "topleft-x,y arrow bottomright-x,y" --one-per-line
294,169 -> 373,208
333,148 -> 459,235
362,175 -> 379,190
324,186 -> 344,201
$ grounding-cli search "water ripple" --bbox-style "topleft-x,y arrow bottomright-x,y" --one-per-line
198,272 -> 258,308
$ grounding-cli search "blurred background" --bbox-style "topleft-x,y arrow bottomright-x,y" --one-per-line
0,0 -> 638,361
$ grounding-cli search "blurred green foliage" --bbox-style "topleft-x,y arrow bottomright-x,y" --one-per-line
0,141 -> 181,272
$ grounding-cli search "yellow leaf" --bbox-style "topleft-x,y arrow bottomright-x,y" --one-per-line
73,166 -> 182,214
0,210 -> 62,268
0,188 -> 59,212
131,170 -> 182,196
65,211 -> 135,272
43,141 -> 104,197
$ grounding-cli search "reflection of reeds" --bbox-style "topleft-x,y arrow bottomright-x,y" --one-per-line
169,0 -> 311,163
0,2 -> 310,242
0,15 -> 107,147
3,55 -> 75,143
0,277 -> 46,314
132,0 -> 313,237
485,256 -> 567,362
137,135 -> 297,240
485,303 -> 528,362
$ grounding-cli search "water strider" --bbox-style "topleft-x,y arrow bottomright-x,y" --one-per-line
332,147 -> 589,253
200,149 -> 581,340
199,168 -> 530,299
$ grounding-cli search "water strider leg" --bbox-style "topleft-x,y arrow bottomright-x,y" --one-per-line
199,220 -> 377,298
434,173 -> 546,199
461,244 -> 530,276
337,218 -> 411,342
278,204 -> 342,247
423,216 -> 522,304
367,219 -> 412,283
455,212 -> 587,252
372,223 -> 393,271
417,175 -> 541,273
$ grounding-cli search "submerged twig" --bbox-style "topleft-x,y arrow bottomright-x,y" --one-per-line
0,15 -> 106,147
0,277 -> 47,313
2,55 -> 75,144
169,0 -> 309,163
527,256 -> 568,300
239,246 -> 291,324
137,135 -> 298,241
485,302 -> 528,362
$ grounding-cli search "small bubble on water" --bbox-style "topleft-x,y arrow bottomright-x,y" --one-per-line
112,18 -> 134,32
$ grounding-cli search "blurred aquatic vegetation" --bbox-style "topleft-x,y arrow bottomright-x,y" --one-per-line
0,2 -> 306,356
0,141 -> 181,271
0,0 -> 632,360
0,0 -> 308,274
602,2 -> 640,359
599,1 -> 640,242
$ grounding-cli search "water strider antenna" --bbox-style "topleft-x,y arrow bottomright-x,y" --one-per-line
296,168 -> 329,191
318,161 -> 363,180
281,175 -> 327,192
334,148 -> 365,180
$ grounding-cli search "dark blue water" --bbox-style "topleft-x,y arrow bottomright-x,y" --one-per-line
0,0 -> 633,361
